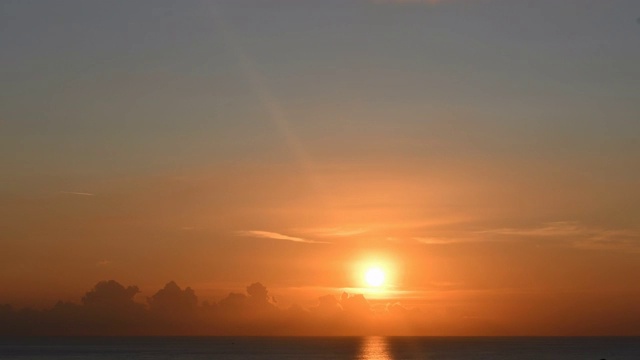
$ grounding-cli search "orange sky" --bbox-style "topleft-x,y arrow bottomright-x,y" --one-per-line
1,0 -> 640,335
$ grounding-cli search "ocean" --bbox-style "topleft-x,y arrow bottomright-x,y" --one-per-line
1,336 -> 639,359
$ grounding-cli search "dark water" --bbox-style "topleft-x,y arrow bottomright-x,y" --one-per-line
1,336 -> 639,359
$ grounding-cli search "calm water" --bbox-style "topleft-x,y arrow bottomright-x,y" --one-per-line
1,336 -> 639,359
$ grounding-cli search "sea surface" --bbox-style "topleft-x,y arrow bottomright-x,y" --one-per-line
1,336 -> 639,359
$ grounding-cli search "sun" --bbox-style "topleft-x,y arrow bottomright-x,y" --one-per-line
364,267 -> 385,287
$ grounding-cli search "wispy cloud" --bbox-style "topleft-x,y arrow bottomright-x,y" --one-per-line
371,0 -> 450,5
429,281 -> 465,289
412,236 -> 481,245
96,260 -> 111,267
477,221 -> 640,252
58,191 -> 95,196
236,230 -> 330,244
475,221 -> 583,237
412,221 -> 640,252
301,227 -> 368,237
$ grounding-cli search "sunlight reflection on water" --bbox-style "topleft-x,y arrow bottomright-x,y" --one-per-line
359,336 -> 393,360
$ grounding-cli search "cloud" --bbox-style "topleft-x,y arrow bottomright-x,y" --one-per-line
412,236 -> 482,245
96,260 -> 111,267
58,191 -> 95,196
429,281 -> 465,288
570,229 -> 640,253
3,279 -> 640,336
81,280 -> 140,308
148,281 -> 198,319
475,221 -> 583,237
371,0 -> 450,5
0,280 -> 422,336
477,221 -> 640,252
301,227 -> 368,237
411,221 -> 640,252
235,230 -> 330,244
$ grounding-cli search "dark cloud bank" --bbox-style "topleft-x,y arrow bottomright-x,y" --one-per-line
0,281 -> 423,336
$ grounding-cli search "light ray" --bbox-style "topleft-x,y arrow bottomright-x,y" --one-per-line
208,3 -> 325,200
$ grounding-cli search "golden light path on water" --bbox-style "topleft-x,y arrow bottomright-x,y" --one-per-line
359,336 -> 392,360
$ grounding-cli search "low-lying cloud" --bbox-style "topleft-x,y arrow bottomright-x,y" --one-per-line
0,280 -> 418,336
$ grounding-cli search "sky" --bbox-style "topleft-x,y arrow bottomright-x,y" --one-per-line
1,0 -> 640,335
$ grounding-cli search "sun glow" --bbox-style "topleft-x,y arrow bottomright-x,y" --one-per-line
365,267 -> 386,287
353,255 -> 396,292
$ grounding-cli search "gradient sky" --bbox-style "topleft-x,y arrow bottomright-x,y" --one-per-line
1,0 -> 640,334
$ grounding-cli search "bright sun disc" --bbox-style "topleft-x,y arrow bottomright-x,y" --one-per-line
365,267 -> 385,287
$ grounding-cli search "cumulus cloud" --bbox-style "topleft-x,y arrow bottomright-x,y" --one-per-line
148,281 -> 198,316
81,281 -> 139,306
2,279 -> 640,336
236,230 -> 330,244
0,280 -> 419,336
